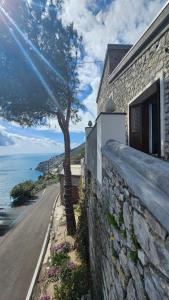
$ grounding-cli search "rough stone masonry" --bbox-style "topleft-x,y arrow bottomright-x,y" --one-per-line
86,140 -> 169,300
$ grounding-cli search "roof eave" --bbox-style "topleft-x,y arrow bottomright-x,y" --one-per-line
96,44 -> 132,103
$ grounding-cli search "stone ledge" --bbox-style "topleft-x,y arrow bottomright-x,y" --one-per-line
102,140 -> 169,232
104,140 -> 169,196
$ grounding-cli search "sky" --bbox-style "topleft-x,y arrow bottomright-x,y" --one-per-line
0,0 -> 167,155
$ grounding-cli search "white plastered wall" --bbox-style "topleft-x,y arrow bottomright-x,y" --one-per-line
97,113 -> 126,183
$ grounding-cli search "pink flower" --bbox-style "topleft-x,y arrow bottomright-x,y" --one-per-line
40,296 -> 50,300
51,242 -> 70,255
67,261 -> 76,270
48,266 -> 60,278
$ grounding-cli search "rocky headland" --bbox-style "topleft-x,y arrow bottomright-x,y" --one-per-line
36,143 -> 85,175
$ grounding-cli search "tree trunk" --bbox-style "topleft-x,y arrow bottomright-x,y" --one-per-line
63,126 -> 76,235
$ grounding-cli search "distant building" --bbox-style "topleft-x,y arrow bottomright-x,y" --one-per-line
58,164 -> 81,204
97,3 -> 169,159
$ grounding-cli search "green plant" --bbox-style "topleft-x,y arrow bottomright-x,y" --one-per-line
112,247 -> 118,259
130,228 -> 140,249
32,174 -> 59,194
51,252 -> 69,267
59,262 -> 77,282
129,250 -> 138,264
75,178 -> 89,264
51,242 -> 71,256
54,265 -> 89,300
107,213 -> 119,230
10,180 -> 35,205
119,210 -> 124,226
120,229 -> 127,239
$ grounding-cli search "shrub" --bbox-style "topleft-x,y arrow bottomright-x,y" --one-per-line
51,241 -> 70,256
10,180 -> 35,205
54,265 -> 89,300
59,261 -> 77,282
33,175 -> 59,193
50,252 -> 69,267
75,178 -> 89,264
48,266 -> 61,278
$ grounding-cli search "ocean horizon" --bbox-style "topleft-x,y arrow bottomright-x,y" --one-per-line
0,153 -> 56,208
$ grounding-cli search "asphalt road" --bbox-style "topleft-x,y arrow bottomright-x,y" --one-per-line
0,183 -> 59,300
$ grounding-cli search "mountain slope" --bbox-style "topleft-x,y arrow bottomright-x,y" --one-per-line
36,143 -> 85,174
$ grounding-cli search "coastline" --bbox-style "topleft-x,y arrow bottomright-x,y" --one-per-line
36,143 -> 85,174
0,153 -> 54,208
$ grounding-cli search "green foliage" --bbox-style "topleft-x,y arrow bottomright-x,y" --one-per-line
130,228 -> 140,249
33,174 -> 59,193
10,180 -> 35,204
112,247 -> 118,259
70,144 -> 85,164
48,239 -> 89,299
0,1 -> 84,127
75,178 -> 89,264
107,213 -> 119,231
119,210 -> 124,226
120,229 -> 127,239
10,174 -> 59,206
129,250 -> 138,264
54,265 -> 89,300
51,252 -> 69,267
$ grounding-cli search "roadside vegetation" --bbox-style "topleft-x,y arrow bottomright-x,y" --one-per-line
38,177 -> 90,300
10,174 -> 59,206
44,241 -> 89,300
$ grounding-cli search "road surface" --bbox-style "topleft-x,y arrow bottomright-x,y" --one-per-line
0,183 -> 59,300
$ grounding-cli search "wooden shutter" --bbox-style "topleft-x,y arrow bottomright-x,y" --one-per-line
129,104 -> 143,151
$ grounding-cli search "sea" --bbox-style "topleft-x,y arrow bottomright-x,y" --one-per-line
0,153 -> 54,208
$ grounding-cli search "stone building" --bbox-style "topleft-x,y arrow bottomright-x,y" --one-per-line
58,164 -> 81,204
85,3 -> 169,300
97,3 -> 169,159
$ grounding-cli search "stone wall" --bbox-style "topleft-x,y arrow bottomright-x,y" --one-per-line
97,45 -> 131,114
97,23 -> 169,157
86,140 -> 169,300
97,56 -> 110,114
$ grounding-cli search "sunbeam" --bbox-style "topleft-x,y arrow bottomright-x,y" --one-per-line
0,4 -> 66,85
0,2 -> 94,119
5,22 -> 64,116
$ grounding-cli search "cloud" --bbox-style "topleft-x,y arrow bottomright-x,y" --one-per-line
0,126 -> 14,146
37,0 -> 166,133
0,0 -> 166,155
0,125 -> 65,155
59,0 -> 166,131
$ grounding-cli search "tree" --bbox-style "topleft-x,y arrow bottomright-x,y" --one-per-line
0,0 -> 84,235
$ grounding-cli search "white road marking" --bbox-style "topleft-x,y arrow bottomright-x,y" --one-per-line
26,192 -> 60,300
42,188 -> 46,196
